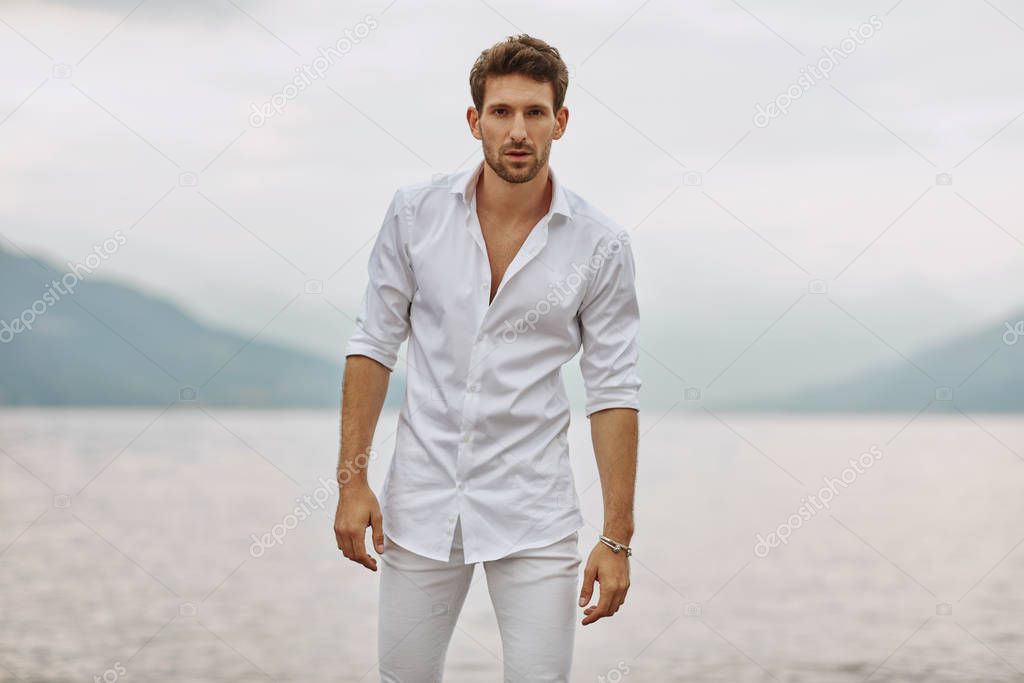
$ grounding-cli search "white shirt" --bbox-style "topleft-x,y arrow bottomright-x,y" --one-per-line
345,160 -> 641,564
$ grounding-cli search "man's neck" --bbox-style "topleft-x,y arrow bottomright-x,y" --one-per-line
475,163 -> 552,224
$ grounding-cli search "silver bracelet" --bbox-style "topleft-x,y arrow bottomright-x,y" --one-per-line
599,534 -> 632,556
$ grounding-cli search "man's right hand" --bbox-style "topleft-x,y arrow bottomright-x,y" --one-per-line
334,483 -> 385,572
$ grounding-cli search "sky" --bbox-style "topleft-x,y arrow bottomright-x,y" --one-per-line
1,0 -> 1023,402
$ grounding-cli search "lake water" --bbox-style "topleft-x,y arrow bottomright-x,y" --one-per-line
1,408 -> 1022,682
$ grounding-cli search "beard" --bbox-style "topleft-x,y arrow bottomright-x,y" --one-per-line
482,134 -> 552,184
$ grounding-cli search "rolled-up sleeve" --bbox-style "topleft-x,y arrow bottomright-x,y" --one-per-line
577,232 -> 642,418
344,190 -> 415,371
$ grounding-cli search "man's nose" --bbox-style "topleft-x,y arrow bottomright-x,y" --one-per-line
509,113 -> 527,141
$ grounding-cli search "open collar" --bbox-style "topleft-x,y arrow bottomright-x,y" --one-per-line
449,159 -> 573,222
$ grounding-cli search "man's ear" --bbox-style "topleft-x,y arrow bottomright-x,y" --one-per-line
553,106 -> 569,140
467,106 -> 482,140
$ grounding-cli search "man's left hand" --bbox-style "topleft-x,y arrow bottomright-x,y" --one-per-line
578,541 -> 631,625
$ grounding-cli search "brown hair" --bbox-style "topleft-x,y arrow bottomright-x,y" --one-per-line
469,34 -> 569,113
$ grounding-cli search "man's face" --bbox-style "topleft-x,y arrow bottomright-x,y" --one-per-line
471,73 -> 567,184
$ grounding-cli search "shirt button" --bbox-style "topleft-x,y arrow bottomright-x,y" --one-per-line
469,382 -> 481,392
476,333 -> 485,343
456,482 -> 465,491
480,282 -> 488,291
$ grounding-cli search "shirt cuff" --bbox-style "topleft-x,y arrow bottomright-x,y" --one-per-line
344,338 -> 399,372
584,387 -> 640,418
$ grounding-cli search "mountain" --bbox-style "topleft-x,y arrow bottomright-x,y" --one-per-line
1,244 -> 1018,411
727,309 -> 1024,412
0,246 -> 400,407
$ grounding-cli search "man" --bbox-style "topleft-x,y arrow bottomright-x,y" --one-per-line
334,34 -> 641,682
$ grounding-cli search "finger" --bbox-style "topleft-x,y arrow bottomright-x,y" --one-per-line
604,585 -> 624,615
371,509 -> 385,554
613,584 -> 630,614
350,527 -> 377,571
578,565 -> 597,607
582,582 -> 615,625
581,604 -> 608,625
609,588 -> 625,615
338,531 -> 354,560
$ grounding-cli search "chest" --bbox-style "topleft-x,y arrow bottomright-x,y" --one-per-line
478,216 -> 537,304
407,210 -> 590,336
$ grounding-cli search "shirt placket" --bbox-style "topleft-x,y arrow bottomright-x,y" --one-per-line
455,196 -> 552,561
450,203 -> 486,554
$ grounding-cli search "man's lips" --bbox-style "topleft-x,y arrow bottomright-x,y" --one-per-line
505,150 -> 531,157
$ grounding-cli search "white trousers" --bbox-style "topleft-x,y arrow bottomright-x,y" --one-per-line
378,517 -> 581,682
